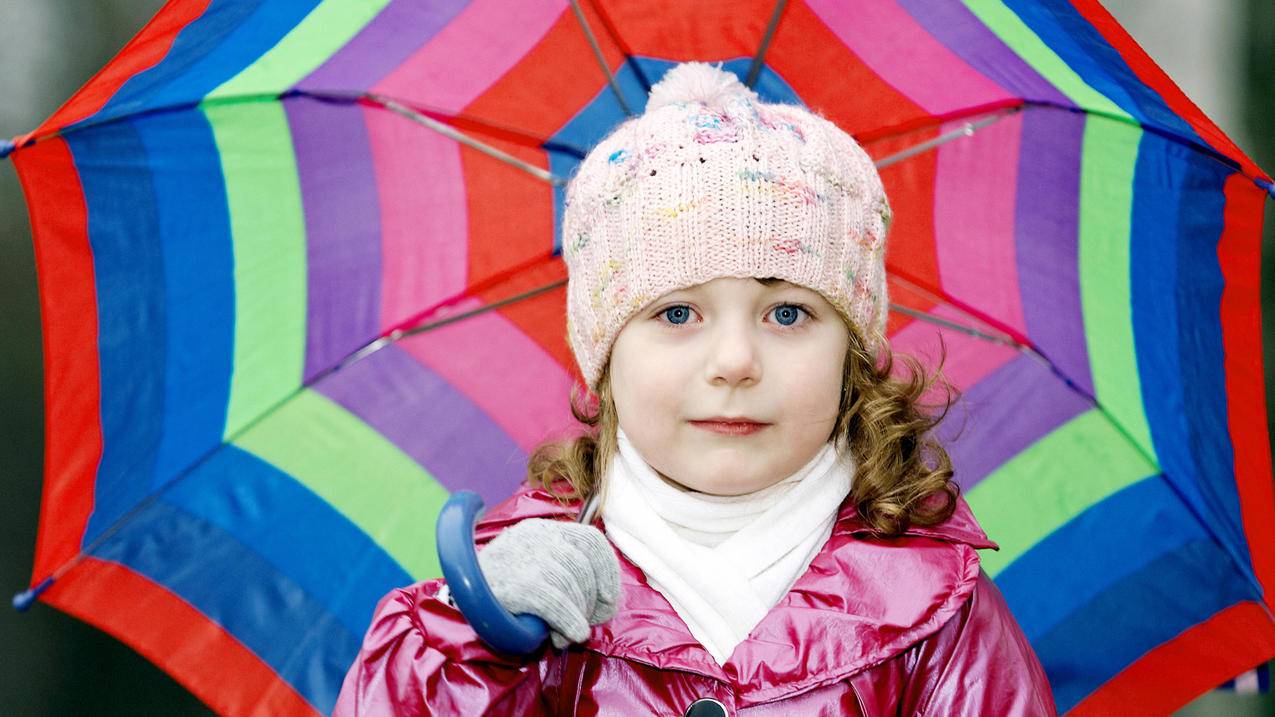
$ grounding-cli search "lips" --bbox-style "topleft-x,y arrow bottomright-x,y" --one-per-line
689,418 -> 771,436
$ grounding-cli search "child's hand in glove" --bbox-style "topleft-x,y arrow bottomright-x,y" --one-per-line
477,518 -> 620,649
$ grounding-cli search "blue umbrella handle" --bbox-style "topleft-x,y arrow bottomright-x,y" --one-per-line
436,491 -> 549,654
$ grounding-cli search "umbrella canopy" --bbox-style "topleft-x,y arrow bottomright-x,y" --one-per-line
7,0 -> 1274,714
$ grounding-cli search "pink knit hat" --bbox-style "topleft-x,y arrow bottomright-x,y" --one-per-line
562,62 -> 891,389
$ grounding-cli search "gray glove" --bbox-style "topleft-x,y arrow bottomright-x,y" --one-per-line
477,518 -> 621,649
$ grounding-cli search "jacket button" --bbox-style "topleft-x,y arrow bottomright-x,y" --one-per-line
684,698 -> 729,717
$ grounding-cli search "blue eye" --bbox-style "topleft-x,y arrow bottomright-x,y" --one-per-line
658,304 -> 805,327
661,306 -> 693,325
772,304 -> 806,326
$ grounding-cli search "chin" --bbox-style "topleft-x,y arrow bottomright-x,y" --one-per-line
688,471 -> 772,496
659,450 -> 776,494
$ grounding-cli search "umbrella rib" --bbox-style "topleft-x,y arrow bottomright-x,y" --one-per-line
326,278 -> 568,378
889,304 -> 1017,345
12,429 -> 242,609
346,93 -> 589,159
367,93 -> 567,186
747,0 -> 790,89
382,251 -> 565,339
321,90 -> 589,159
568,0 -> 633,117
582,0 -> 654,95
399,279 -> 568,339
886,266 -> 1032,346
348,94 -> 587,158
1025,98 -> 1248,176
874,108 -> 1018,169
854,98 -> 1026,147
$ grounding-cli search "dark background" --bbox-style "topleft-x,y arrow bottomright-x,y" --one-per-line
1,1 -> 1272,714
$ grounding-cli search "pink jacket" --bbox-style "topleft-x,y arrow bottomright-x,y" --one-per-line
335,486 -> 1056,715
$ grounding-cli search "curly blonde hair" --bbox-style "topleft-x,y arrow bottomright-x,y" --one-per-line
528,306 -> 960,537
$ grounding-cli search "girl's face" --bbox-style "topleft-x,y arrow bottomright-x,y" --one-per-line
609,277 -> 850,495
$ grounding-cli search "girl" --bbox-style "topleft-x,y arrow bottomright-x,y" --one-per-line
335,62 -> 1055,716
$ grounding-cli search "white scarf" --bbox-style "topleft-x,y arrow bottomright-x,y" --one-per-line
602,428 -> 855,664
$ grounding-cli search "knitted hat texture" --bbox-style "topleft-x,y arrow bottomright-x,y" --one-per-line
562,62 -> 892,389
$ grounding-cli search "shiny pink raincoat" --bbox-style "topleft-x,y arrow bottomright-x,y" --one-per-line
335,486 -> 1056,715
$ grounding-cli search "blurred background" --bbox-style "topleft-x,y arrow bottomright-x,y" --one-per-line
1,1 -> 1271,714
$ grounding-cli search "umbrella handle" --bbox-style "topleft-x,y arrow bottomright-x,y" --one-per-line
436,491 -> 549,654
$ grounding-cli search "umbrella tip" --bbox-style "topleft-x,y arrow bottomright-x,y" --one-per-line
12,577 -> 52,612
0,139 -> 14,159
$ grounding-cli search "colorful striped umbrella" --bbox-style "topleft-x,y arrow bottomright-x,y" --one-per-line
7,1 -> 1274,714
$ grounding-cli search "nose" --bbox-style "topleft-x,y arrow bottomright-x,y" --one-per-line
703,321 -> 761,387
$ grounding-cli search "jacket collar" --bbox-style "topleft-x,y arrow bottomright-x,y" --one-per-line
478,486 -> 997,702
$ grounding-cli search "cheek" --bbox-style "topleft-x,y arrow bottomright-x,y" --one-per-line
611,363 -> 685,476
614,372 -> 679,430
774,347 -> 846,421
610,338 -> 684,428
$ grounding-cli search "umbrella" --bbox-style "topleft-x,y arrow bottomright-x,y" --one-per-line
6,0 -> 1274,714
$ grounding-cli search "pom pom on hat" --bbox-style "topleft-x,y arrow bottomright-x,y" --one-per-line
646,62 -> 759,112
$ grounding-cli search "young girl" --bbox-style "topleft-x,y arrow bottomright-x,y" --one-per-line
335,62 -> 1055,716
